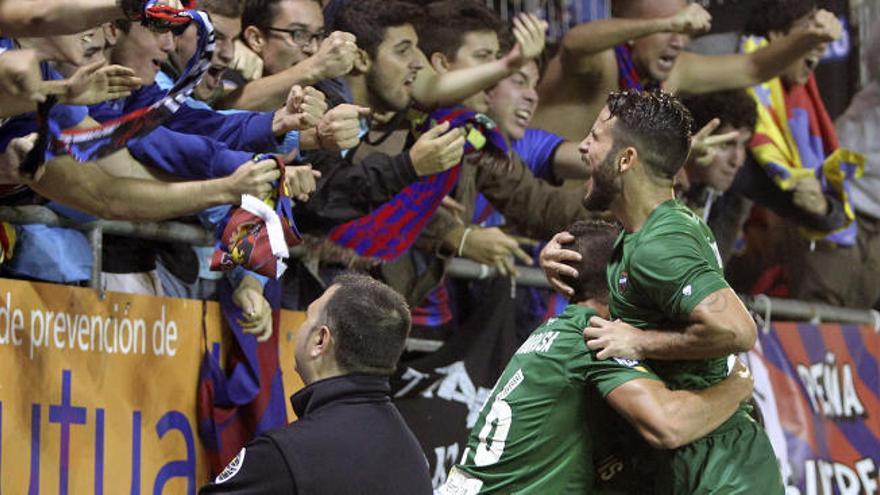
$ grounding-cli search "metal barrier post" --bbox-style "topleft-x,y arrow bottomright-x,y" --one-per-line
85,222 -> 103,298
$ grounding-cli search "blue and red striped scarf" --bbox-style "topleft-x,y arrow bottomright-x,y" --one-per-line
614,44 -> 660,92
327,106 -> 509,261
199,155 -> 301,475
19,2 -> 215,176
197,278 -> 288,475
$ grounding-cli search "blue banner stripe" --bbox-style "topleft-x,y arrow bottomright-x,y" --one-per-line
841,324 -> 880,402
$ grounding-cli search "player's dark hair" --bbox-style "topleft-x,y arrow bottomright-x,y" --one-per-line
322,273 -> 411,375
681,89 -> 757,132
606,90 -> 693,181
242,0 -> 322,31
559,221 -> 621,304
416,0 -> 503,61
744,0 -> 818,38
333,0 -> 424,58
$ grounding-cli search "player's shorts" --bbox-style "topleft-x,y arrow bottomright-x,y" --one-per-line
654,411 -> 784,494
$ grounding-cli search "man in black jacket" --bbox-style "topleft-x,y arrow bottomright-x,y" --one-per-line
200,273 -> 433,494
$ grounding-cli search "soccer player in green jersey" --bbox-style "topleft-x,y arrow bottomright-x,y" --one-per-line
542,90 -> 783,493
441,220 -> 755,495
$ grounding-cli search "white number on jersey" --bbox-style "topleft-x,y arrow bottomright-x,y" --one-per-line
473,398 -> 513,466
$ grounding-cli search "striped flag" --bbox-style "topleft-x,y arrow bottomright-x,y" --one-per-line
742,36 -> 864,245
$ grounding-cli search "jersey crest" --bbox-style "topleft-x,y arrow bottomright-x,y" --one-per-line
618,272 -> 629,293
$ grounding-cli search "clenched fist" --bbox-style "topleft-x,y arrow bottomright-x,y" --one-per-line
224,158 -> 282,202
306,31 -> 358,81
315,104 -> 372,150
667,3 -> 712,36
803,9 -> 843,43
272,85 -> 327,135
285,164 -> 321,202
0,49 -> 45,107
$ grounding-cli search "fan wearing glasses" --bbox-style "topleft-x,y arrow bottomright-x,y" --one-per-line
222,0 -> 358,111
225,0 -> 547,119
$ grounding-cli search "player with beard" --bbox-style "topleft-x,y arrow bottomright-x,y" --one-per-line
440,220 -> 755,494
541,90 -> 783,493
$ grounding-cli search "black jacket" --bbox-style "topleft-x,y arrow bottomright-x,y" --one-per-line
295,147 -> 417,234
200,374 -> 432,494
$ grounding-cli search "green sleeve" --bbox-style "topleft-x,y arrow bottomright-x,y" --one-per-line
569,342 -> 662,397
630,229 -> 729,319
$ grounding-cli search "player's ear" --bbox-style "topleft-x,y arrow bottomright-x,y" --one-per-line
618,146 -> 637,173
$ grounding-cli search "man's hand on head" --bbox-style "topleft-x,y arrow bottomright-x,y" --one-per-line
666,3 -> 712,36
539,231 -> 580,297
583,316 -> 645,360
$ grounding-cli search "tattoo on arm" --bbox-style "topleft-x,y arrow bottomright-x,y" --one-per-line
702,291 -> 728,313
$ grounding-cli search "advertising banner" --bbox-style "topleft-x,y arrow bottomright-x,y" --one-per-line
748,322 -> 880,495
2,277 -> 877,494
0,279 -> 208,494
0,279 -> 307,494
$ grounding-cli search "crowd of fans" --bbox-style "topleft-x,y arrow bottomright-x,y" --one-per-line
1,0 -> 877,491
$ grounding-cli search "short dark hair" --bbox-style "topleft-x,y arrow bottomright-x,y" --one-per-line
559,221 -> 621,303
744,0 -> 817,38
198,0 -> 244,18
333,0 -> 424,58
322,273 -> 411,375
416,0 -> 503,61
681,90 -> 757,133
114,18 -> 133,33
242,0 -> 321,31
606,90 -> 693,180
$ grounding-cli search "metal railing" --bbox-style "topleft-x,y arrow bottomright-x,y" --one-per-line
1,205 -> 878,329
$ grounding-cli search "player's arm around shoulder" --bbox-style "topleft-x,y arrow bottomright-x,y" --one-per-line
604,359 -> 754,449
586,287 -> 756,361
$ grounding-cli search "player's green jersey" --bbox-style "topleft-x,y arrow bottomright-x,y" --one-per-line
441,305 -> 660,495
606,199 -> 730,391
606,200 -> 783,494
